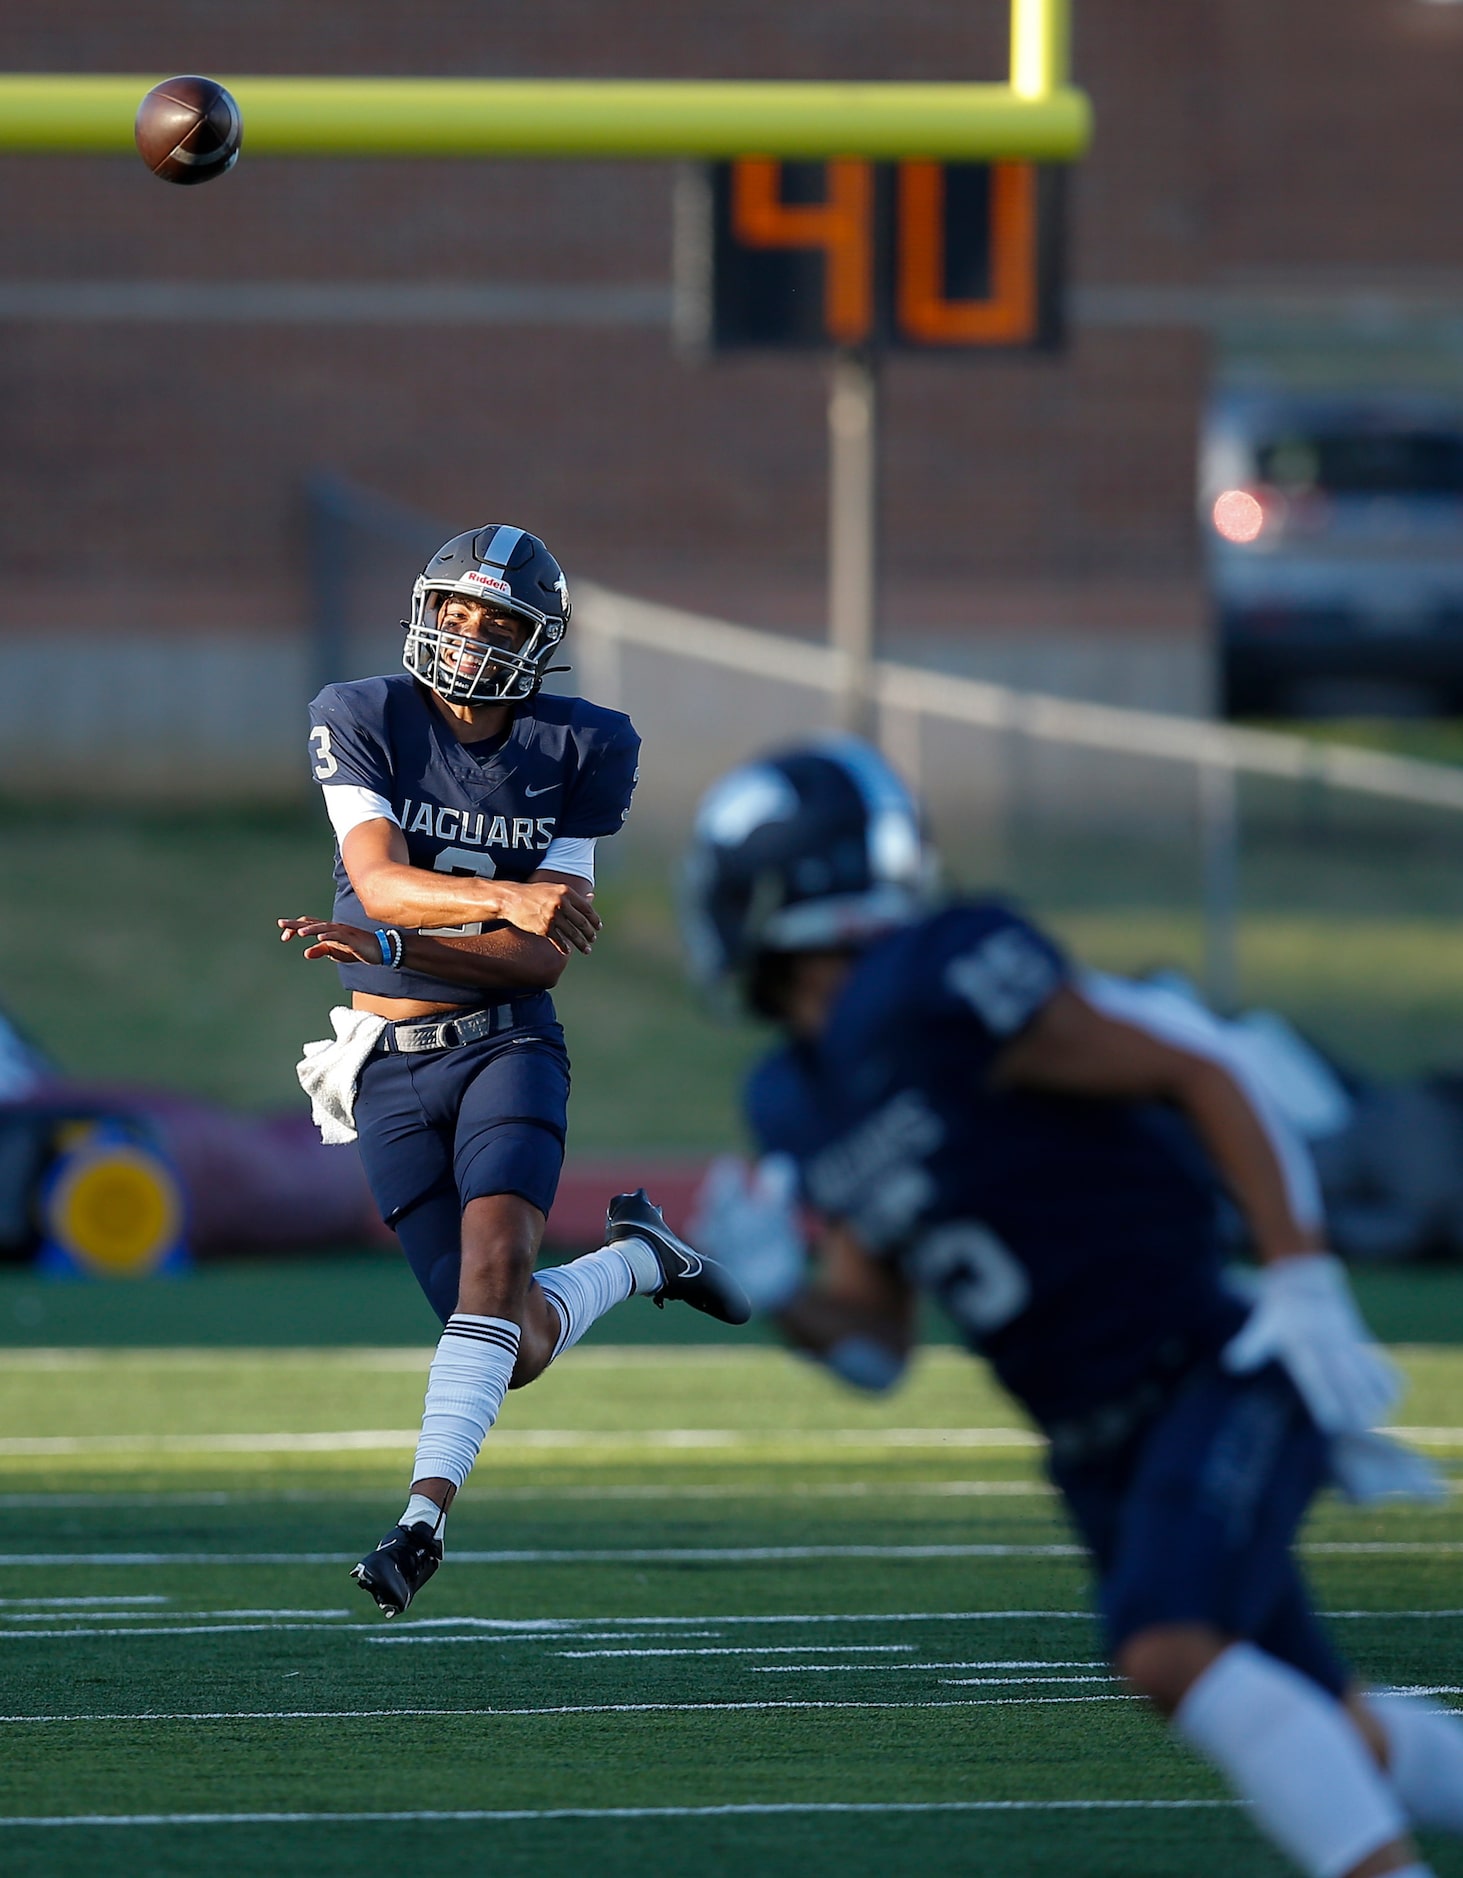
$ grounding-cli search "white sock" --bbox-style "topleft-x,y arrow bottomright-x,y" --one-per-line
399,1492 -> 446,1539
1368,1692 -> 1463,1833
1174,1643 -> 1409,1878
612,1234 -> 663,1297
535,1245 -> 641,1361
410,1313 -> 520,1492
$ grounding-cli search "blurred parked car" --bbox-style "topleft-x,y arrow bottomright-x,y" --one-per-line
1202,391 -> 1463,716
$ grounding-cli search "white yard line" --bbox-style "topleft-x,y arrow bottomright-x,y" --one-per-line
0,1608 -> 349,1623
0,1432 -> 422,1455
4,1422 -> 1459,1459
556,1645 -> 917,1658
3,1688 -> 1457,1729
938,1676 -> 1115,1687
0,1624 -> 377,1640
3,1539 -> 1462,1566
364,1610 -> 1096,1640
6,1608 -> 1456,1645
751,1667 -> 1104,1682
0,1799 -> 1239,1827
0,1481 -> 1055,1504
0,1696 -> 1147,1725
0,1428 -> 1046,1455
364,1610 -> 1071,1632
1305,1542 -> 1463,1555
0,1545 -> 1085,1566
384,1610 -> 1096,1627
0,1596 -> 168,1608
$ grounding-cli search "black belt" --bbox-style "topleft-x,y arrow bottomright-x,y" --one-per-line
378,999 -> 538,1054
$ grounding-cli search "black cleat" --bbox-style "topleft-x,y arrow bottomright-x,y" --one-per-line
350,1521 -> 443,1618
606,1188 -> 752,1326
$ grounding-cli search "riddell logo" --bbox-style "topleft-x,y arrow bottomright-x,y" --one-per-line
462,569 -> 511,595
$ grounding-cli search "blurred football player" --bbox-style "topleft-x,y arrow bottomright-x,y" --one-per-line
280,526 -> 747,1617
684,737 -> 1463,1878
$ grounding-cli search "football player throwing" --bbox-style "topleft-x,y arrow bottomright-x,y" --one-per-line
280,526 -> 747,1617
684,737 -> 1463,1878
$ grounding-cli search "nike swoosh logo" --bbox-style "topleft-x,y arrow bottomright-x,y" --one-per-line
523,783 -> 558,798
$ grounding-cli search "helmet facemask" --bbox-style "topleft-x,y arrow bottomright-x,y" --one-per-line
404,579 -> 564,705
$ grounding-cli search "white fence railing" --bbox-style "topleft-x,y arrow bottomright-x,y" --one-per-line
574,580 -> 1463,1011
577,580 -> 1463,811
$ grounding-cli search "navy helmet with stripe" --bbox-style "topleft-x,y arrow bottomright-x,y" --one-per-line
681,736 -> 937,1005
403,524 -> 570,704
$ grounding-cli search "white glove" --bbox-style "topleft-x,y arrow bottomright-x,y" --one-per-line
689,1154 -> 807,1314
1330,1431 -> 1448,1506
1221,1253 -> 1400,1435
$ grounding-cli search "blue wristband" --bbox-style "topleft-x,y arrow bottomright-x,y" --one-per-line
374,928 -> 393,966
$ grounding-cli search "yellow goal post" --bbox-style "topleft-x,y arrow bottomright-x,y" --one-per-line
0,0 -> 1089,161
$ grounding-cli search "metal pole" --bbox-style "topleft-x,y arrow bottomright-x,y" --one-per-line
828,350 -> 878,736
1199,758 -> 1240,1012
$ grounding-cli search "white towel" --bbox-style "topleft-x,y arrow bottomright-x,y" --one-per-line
296,1007 -> 388,1145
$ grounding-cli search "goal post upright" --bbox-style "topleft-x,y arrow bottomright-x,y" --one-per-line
1010,0 -> 1070,102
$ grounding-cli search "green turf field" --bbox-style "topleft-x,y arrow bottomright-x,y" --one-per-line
4,1258 -> 1463,1347
0,801 -> 764,1149
8,798 -> 1463,1155
0,1343 -> 1459,1877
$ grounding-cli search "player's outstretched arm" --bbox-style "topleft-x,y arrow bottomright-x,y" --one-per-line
278,916 -> 572,991
993,984 -> 1320,1266
692,1160 -> 913,1392
777,1223 -> 916,1392
781,1221 -> 914,1345
341,819 -> 601,955
994,984 -> 1406,1439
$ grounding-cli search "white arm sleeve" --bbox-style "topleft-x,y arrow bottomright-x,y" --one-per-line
540,836 -> 596,885
1079,970 -> 1324,1232
322,785 -> 398,844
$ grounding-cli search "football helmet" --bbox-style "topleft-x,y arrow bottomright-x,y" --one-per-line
403,524 -> 570,704
681,736 -> 936,999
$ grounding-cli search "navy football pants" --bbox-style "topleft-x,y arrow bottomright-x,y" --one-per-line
352,1021 -> 571,1326
1052,1360 -> 1350,1698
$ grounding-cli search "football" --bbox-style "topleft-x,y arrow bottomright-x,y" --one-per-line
134,75 -> 242,186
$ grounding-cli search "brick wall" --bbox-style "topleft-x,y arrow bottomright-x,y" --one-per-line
0,0 -> 1459,668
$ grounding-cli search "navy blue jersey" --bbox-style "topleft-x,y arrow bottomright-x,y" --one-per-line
745,902 -> 1244,1427
308,673 -> 639,1005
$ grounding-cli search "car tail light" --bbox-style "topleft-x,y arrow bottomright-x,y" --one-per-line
1212,488 -> 1269,544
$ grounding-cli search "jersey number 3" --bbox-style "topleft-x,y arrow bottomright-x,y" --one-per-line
909,1222 -> 1031,1336
424,846 -> 498,938
310,726 -> 338,780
